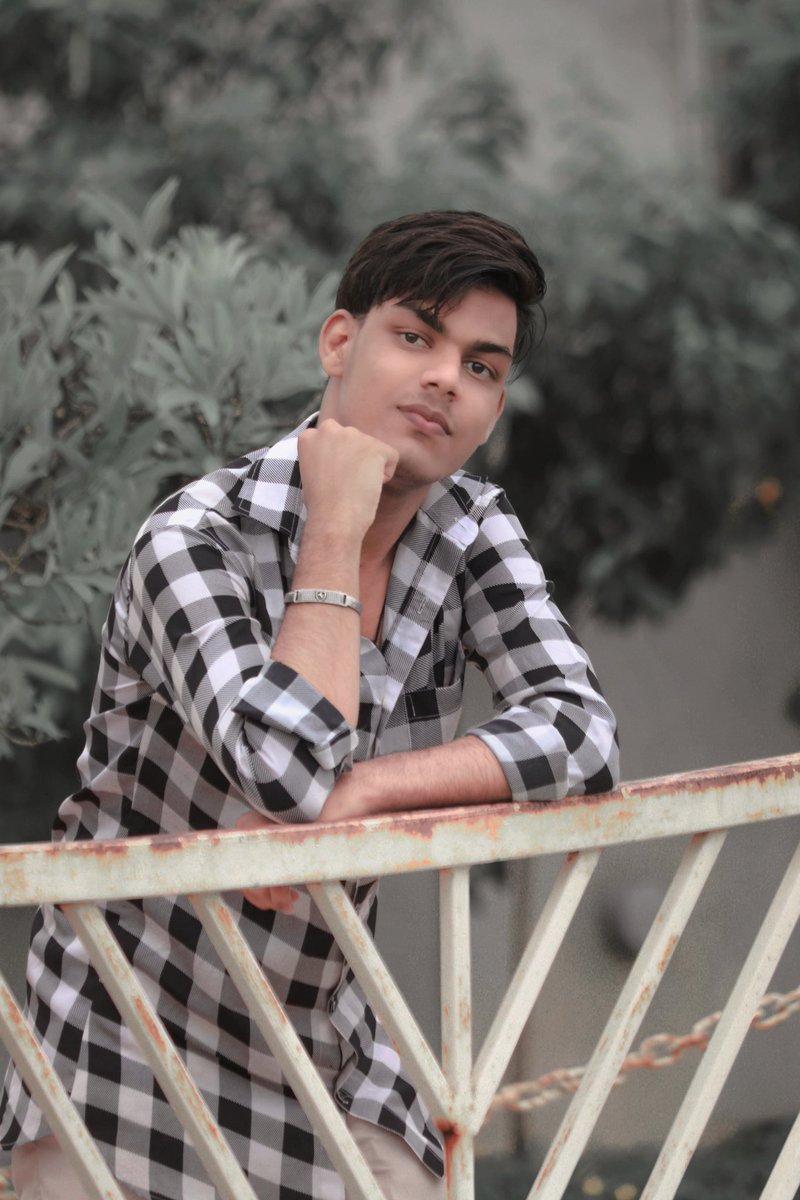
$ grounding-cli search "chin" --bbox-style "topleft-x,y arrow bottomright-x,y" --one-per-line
388,459 -> 448,494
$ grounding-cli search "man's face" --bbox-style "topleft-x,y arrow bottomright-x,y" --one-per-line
318,287 -> 516,495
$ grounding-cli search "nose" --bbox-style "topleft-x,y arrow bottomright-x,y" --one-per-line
420,349 -> 460,397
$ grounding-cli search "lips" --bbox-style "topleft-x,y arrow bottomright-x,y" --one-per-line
398,404 -> 451,435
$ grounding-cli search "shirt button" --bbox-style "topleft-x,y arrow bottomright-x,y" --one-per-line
338,1090 -> 352,1110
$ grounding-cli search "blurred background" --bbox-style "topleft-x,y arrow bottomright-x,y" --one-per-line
1,0 -> 799,1195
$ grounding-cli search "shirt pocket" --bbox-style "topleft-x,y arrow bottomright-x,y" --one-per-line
383,678 -> 465,752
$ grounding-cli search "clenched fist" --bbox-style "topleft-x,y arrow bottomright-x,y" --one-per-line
298,420 -> 398,542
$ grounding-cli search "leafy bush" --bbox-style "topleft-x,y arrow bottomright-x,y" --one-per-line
0,180 -> 333,757
0,0 -> 445,258
4,159 -> 800,761
710,0 -> 800,231
498,137 -> 800,621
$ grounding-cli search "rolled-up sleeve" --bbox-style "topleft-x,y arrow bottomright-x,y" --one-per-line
124,521 -> 357,822
462,492 -> 620,802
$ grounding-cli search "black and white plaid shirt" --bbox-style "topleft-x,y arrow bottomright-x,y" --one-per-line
1,416 -> 619,1200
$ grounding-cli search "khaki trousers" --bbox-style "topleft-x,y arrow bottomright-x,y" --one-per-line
344,1115 -> 445,1199
10,1136 -> 140,1199
11,1121 -> 446,1199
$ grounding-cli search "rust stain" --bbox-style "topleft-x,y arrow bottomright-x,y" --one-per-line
622,754 -> 800,801
1,992 -> 26,1029
381,818 -> 436,841
149,835 -> 195,854
435,1119 -> 463,1185
396,856 -> 432,871
2,754 -> 799,918
536,1119 -> 572,1185
658,932 -> 679,975
131,999 -> 228,1142
208,900 -> 235,932
0,850 -> 32,867
53,840 -> 128,858
460,811 -> 505,840
133,996 -> 168,1053
87,841 -> 129,856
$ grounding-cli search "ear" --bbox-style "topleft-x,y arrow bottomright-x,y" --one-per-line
480,389 -> 506,444
319,309 -> 359,377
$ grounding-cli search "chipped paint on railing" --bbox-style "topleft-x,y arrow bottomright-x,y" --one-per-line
0,971 -> 127,1200
0,752 -> 799,1200
1,754 -> 799,908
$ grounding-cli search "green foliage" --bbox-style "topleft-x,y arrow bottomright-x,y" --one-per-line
2,0 -> 800,774
345,44 -> 533,228
0,0 -> 446,256
496,134 -> 800,621
414,54 -> 528,174
0,180 -> 334,756
709,0 -> 800,230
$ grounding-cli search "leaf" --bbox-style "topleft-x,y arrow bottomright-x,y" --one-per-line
79,189 -> 146,251
1,440 -> 50,496
141,177 -> 180,249
61,575 -> 103,605
47,270 -> 78,345
192,391 -> 222,430
20,244 -> 75,318
8,656 -> 77,691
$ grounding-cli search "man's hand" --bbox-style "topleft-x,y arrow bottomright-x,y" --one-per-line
232,738 -> 510,906
298,419 -> 398,542
233,811 -> 300,912
269,420 -> 399,728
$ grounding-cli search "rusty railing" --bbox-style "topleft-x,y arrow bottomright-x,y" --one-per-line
1,752 -> 799,1200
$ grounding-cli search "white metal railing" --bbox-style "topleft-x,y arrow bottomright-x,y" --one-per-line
1,752 -> 799,1200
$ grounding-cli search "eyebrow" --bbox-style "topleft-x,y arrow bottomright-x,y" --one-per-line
393,301 -> 513,360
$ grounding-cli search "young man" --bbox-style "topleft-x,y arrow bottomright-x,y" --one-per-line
1,211 -> 619,1200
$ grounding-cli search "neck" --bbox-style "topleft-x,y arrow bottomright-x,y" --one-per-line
361,488 -> 424,567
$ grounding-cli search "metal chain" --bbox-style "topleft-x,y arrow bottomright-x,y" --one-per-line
488,985 -> 800,1117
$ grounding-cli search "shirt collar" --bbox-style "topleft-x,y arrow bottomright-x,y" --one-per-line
231,412 -> 498,550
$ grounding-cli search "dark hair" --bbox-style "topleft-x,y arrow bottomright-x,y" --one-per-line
335,210 -> 546,367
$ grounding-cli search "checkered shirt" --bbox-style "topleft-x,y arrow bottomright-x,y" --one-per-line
0,416 -> 619,1199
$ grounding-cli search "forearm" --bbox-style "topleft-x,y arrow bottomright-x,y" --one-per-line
269,420 -> 398,729
270,517 -> 363,727
319,735 -> 511,821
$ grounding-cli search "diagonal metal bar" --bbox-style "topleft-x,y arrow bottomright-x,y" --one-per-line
0,756 -> 797,1200
63,903 -> 259,1200
189,892 -> 386,1200
640,837 -> 800,1200
471,850 -> 601,1131
0,968 -> 126,1200
528,830 -> 727,1200
440,866 -> 474,1200
307,880 -> 452,1121
760,1107 -> 800,1200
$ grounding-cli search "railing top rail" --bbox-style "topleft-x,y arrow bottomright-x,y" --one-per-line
1,753 -> 798,908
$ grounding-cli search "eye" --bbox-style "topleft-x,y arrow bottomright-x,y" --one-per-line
401,331 -> 427,346
466,359 -> 495,379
